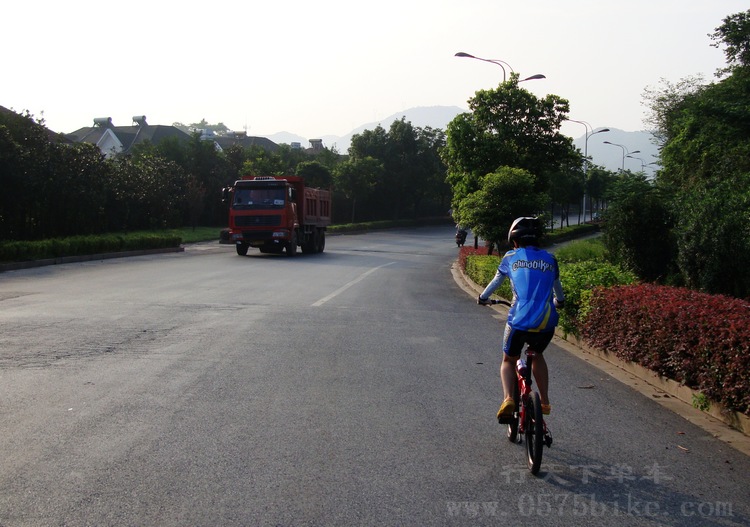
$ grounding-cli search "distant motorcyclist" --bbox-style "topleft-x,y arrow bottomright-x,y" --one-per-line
455,224 -> 468,247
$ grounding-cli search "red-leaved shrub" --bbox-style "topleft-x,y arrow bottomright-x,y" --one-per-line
582,284 -> 750,416
457,244 -> 492,272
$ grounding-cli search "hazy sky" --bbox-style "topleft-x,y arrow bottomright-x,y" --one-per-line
4,1 -> 746,141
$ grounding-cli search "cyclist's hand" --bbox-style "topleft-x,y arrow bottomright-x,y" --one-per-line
554,298 -> 565,309
477,295 -> 490,306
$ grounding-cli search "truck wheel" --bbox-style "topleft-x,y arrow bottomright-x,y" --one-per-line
236,243 -> 249,256
301,233 -> 315,254
286,232 -> 298,257
317,230 -> 326,253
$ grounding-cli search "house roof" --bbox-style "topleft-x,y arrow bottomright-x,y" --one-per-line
66,118 -> 279,154
213,134 -> 279,152
66,118 -> 192,153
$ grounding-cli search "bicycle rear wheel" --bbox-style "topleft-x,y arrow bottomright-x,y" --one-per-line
525,391 -> 544,474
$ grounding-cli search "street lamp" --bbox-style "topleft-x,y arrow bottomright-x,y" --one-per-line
454,52 -> 546,83
455,52 -> 509,81
568,120 -> 609,222
604,141 -> 640,171
626,155 -> 646,172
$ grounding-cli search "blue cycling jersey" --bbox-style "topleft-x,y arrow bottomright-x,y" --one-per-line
480,246 -> 563,332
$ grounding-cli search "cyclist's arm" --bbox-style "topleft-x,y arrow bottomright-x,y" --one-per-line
478,269 -> 505,302
553,279 -> 565,308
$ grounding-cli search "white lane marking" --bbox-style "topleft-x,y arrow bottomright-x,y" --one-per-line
311,262 -> 395,307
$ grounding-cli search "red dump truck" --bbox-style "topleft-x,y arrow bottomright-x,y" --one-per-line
223,176 -> 331,256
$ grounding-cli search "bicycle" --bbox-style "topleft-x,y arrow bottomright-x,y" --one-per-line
484,299 -> 553,475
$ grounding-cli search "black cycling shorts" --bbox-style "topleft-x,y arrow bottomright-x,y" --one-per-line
502,325 -> 554,357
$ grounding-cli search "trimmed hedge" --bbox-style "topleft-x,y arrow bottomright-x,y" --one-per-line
557,261 -> 638,337
582,284 -> 750,416
0,233 -> 181,262
460,241 -> 637,337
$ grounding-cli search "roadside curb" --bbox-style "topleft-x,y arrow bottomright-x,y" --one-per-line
0,246 -> 184,273
451,262 -> 750,456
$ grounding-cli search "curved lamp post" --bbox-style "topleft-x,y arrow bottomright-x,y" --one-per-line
626,155 -> 646,172
604,141 -> 640,171
567,120 -> 609,222
454,52 -> 546,83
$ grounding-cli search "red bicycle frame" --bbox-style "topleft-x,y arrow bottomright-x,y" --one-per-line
517,350 -> 550,439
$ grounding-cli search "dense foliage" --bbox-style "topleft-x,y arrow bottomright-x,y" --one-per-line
341,118 -> 449,222
0,110 -> 450,242
602,173 -> 677,282
634,9 -> 750,298
441,74 -> 584,240
456,167 -> 549,249
582,284 -> 750,416
556,261 -> 638,336
0,232 -> 181,262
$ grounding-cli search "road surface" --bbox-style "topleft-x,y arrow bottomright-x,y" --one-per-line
1,226 -> 748,526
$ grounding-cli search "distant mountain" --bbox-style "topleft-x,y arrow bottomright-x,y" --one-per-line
266,105 -> 660,174
266,105 -> 466,152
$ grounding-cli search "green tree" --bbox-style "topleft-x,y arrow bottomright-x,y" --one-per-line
456,167 -> 549,251
108,153 -> 186,230
412,126 -> 449,216
643,9 -> 750,296
710,10 -> 750,72
242,145 -> 285,178
222,144 -> 247,180
603,173 -> 676,282
185,175 -> 206,230
383,118 -> 419,219
548,157 -> 584,229
586,166 -> 617,217
189,120 -> 230,134
442,74 -> 579,211
296,160 -> 333,189
675,175 -> 750,297
347,121 -> 447,220
184,134 -> 233,225
277,143 -> 312,174
46,143 -> 110,236
348,125 -> 388,220
0,110 -> 55,239
333,157 -> 381,223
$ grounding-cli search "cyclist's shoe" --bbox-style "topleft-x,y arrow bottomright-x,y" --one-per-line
497,397 -> 515,422
541,403 -> 551,415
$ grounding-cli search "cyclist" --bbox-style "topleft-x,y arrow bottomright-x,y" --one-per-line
477,217 -> 564,420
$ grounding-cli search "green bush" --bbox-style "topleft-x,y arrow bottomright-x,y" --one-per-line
554,238 -> 608,263
543,223 -> 600,246
462,237 -> 637,337
557,261 -> 638,336
465,254 -> 512,301
0,233 -> 182,262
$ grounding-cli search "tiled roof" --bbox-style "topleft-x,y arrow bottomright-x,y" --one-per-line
66,121 -> 191,153
66,118 -> 279,153
214,134 -> 279,152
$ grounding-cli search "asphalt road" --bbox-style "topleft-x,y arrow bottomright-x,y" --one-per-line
1,226 -> 748,526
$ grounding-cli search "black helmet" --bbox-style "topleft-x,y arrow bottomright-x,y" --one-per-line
508,217 -> 541,244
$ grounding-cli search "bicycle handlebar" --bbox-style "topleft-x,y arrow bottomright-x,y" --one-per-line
489,299 -> 512,307
478,296 -> 512,307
